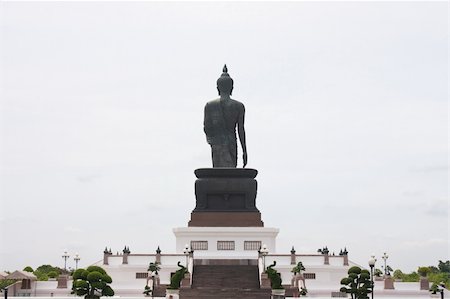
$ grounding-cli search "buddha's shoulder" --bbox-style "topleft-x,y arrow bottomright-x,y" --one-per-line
205,98 -> 221,106
230,99 -> 245,111
205,98 -> 245,109
229,98 -> 244,105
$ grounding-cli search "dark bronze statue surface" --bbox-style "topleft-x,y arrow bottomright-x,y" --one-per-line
204,65 -> 247,168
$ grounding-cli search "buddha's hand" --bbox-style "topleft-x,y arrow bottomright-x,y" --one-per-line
243,152 -> 248,168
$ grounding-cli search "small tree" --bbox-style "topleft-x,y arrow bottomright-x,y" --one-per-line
71,266 -> 114,299
393,269 -> 403,280
23,267 -> 34,273
148,262 -> 161,275
438,260 -> 450,273
144,261 -> 161,296
299,287 -> 308,296
143,285 -> 151,296
291,262 -> 305,275
374,269 -> 383,277
418,267 -> 430,277
430,283 -> 439,294
340,266 -> 372,299
0,280 -> 16,290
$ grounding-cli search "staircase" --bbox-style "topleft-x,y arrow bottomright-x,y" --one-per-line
180,263 -> 270,299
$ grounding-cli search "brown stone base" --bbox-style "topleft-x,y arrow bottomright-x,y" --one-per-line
384,277 -> 395,289
188,211 -> 264,227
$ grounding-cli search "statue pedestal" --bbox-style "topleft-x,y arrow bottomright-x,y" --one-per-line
175,167 -> 278,258
189,168 -> 263,227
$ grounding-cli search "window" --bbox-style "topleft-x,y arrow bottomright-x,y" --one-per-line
136,272 -> 149,279
244,241 -> 262,251
191,241 -> 208,250
304,273 -> 316,279
21,279 -> 31,289
217,241 -> 235,250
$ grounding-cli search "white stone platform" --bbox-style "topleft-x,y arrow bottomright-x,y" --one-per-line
173,226 -> 279,258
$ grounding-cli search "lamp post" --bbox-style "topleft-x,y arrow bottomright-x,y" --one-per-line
368,255 -> 377,299
62,250 -> 70,271
381,252 -> 389,276
74,253 -> 80,270
260,244 -> 269,271
183,244 -> 190,269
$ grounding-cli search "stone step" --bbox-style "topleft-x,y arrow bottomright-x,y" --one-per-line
180,288 -> 271,299
192,265 -> 260,289
180,264 -> 269,298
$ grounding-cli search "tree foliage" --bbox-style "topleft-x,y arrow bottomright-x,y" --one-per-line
47,271 -> 59,279
418,267 -> 430,277
401,271 -> 420,282
143,285 -> 151,296
23,267 -> 34,273
0,280 -> 17,290
291,262 -> 305,275
71,266 -> 114,299
340,266 -> 372,299
394,261 -> 450,289
438,261 -> 450,273
33,264 -> 63,281
148,261 -> 161,275
35,265 -> 61,275
430,283 -> 439,294
33,271 -> 49,281
393,269 -> 403,280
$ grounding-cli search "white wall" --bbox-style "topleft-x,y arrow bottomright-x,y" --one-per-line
173,226 -> 279,258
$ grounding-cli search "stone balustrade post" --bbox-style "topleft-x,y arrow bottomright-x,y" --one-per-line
343,255 -> 349,266
290,247 -> 296,265
103,247 -> 111,265
156,246 -> 161,264
261,273 -> 271,289
384,276 -> 395,289
56,275 -> 68,289
122,246 -> 130,264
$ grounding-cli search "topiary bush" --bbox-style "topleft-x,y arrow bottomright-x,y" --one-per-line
71,266 -> 114,299
143,285 -> 151,296
168,262 -> 188,290
340,266 -> 372,299
266,261 -> 283,290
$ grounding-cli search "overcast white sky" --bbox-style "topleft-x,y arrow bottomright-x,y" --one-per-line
0,1 -> 448,273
